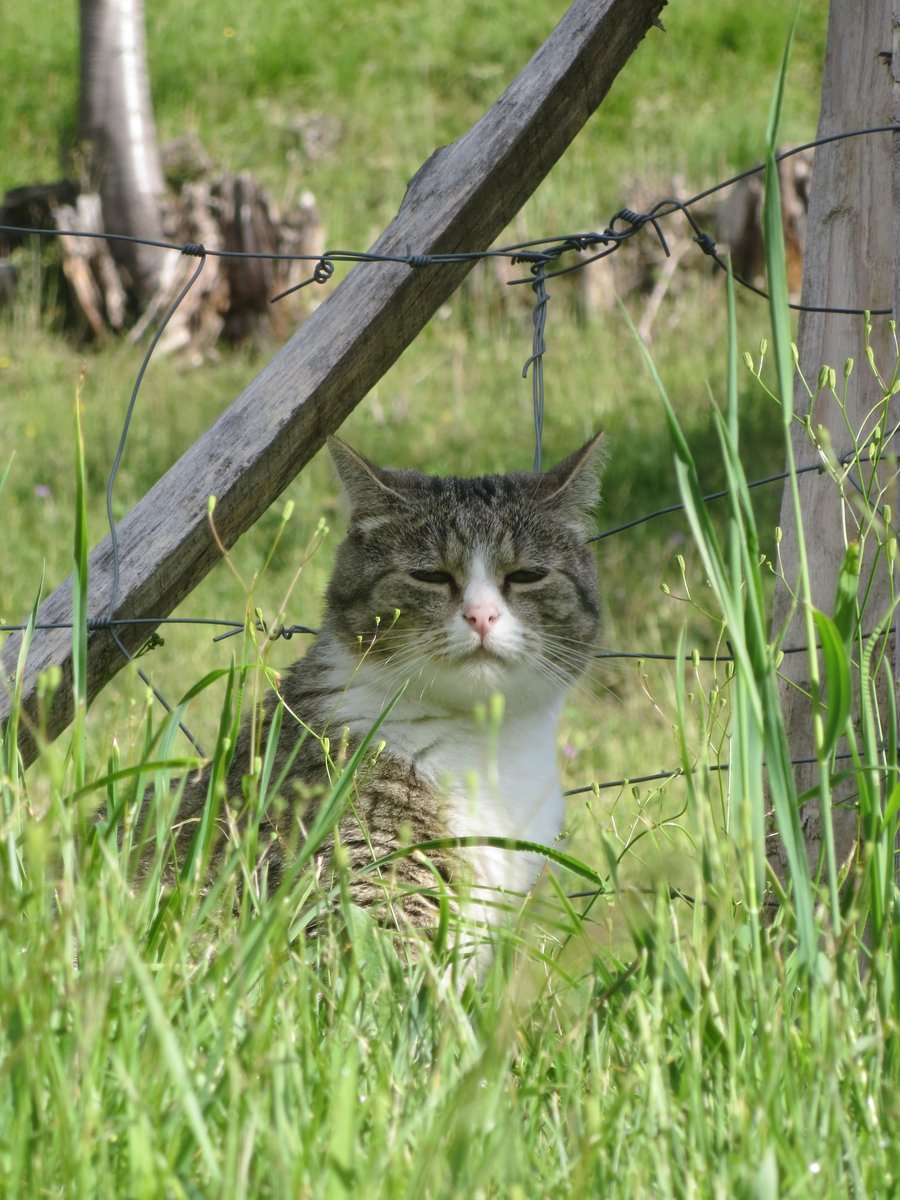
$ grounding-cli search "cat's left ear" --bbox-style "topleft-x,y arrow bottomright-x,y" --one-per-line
537,432 -> 606,525
328,436 -> 405,523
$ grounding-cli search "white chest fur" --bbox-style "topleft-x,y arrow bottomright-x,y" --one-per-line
325,647 -> 565,919
421,707 -> 564,898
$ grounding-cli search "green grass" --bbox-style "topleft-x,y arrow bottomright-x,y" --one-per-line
2,825 -> 897,1197
1,0 -> 826,237
6,2 -> 899,1196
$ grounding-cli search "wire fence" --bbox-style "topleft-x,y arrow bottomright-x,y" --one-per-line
2,123 -> 898,792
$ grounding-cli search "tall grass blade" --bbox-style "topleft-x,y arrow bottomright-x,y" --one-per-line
256,694 -> 284,818
119,933 -> 221,1182
364,835 -> 608,890
626,311 -> 760,727
763,17 -> 797,422
630,244 -> 818,966
718,271 -> 767,924
811,610 -> 852,760
761,18 -> 823,959
180,661 -> 240,884
294,685 -> 406,870
2,572 -> 42,781
1,574 -> 42,891
71,382 -> 89,793
229,686 -> 409,983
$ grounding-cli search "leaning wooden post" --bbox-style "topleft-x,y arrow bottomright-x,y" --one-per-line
769,0 -> 898,882
1,0 -> 667,766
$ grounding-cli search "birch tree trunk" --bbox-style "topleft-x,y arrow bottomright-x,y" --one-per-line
79,0 -> 164,301
769,0 -> 898,882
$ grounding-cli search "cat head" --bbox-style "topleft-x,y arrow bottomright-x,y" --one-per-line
324,435 -> 604,710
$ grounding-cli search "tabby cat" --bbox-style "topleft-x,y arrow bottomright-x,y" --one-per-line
147,433 -> 603,964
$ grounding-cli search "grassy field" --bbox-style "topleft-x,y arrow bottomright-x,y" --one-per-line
5,1 -> 900,1196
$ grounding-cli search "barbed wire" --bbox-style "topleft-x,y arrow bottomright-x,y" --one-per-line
5,122 -> 895,292
564,749 -> 863,798
2,123 -> 898,783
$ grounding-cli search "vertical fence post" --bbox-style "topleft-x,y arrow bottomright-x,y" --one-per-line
769,0 -> 898,884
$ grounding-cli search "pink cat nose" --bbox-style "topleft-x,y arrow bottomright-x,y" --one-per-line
464,599 -> 500,641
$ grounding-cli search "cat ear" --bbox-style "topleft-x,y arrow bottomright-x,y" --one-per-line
328,436 -> 406,520
537,432 -> 606,528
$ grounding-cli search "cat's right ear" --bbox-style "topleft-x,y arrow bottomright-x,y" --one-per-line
328,436 -> 405,524
538,431 -> 606,505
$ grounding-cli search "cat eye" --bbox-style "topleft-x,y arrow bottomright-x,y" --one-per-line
505,568 -> 549,585
409,569 -> 456,586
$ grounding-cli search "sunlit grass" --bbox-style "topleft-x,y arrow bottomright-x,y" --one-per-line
4,220 -> 898,1195
7,4 -> 897,1196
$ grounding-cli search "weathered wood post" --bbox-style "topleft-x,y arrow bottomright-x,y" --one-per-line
2,0 -> 667,766
769,0 -> 899,882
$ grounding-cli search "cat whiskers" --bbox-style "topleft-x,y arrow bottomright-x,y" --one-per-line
523,629 -> 596,678
518,631 -> 614,719
374,629 -> 454,698
376,626 -> 518,703
365,624 -> 606,718
538,628 -> 646,677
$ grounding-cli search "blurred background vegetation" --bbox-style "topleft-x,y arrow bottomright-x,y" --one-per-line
1,0 -> 827,880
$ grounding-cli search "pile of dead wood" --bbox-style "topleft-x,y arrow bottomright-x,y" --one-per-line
0,136 -> 324,361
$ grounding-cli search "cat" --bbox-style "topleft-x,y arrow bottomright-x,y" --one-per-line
142,433 -> 604,967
